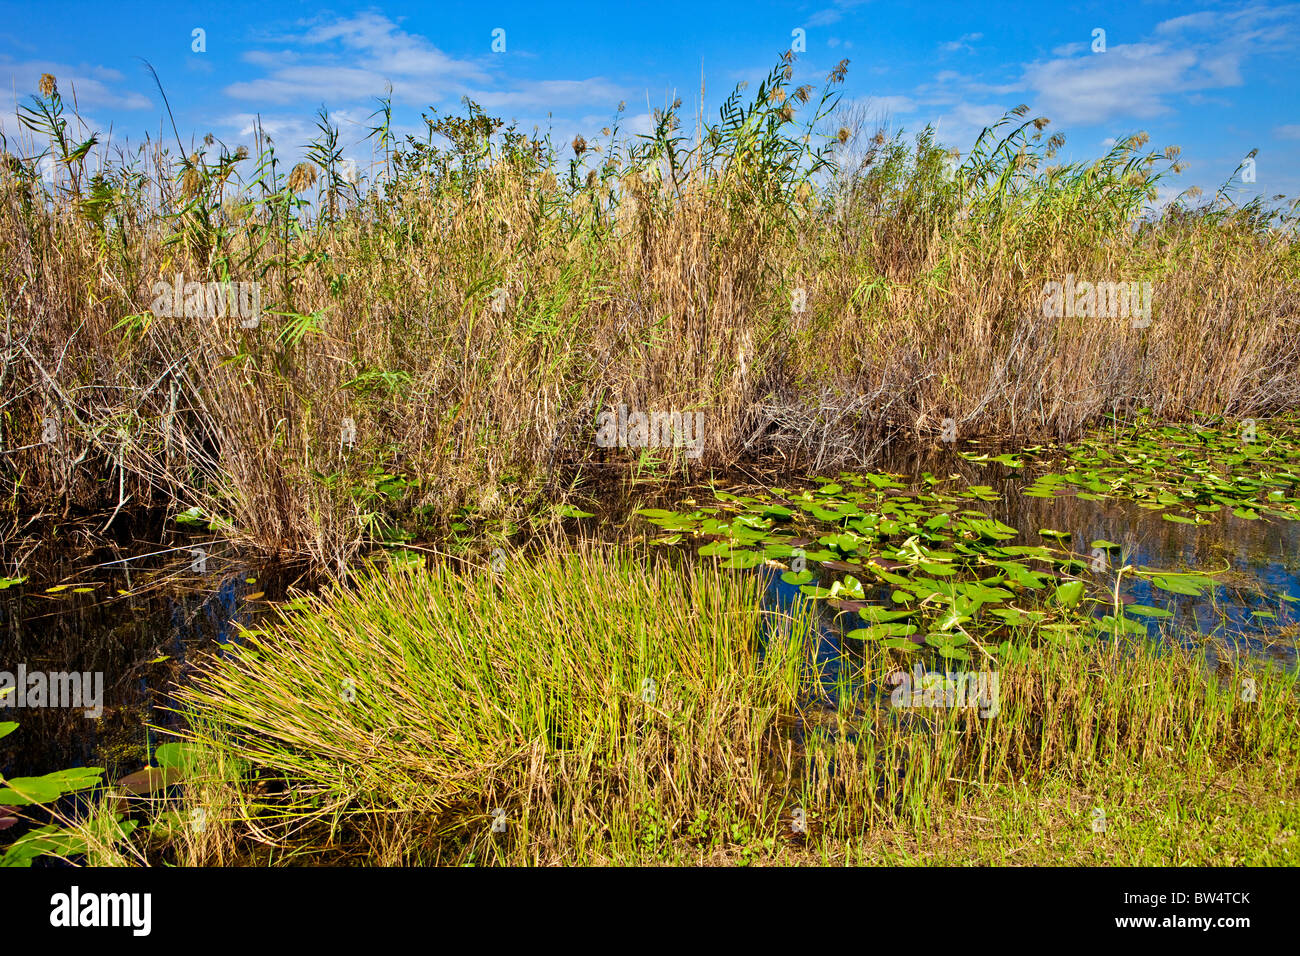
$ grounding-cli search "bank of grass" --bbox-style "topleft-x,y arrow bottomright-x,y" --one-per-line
3,55 -> 1298,569
141,546 -> 1298,866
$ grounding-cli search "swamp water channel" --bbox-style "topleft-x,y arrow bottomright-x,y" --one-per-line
3,417 -> 1300,838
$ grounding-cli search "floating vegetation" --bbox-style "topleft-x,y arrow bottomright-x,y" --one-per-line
1019,416 -> 1300,523
640,473 -> 1115,661
638,417 -> 1300,664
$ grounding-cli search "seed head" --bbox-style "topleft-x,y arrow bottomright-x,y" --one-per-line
287,162 -> 318,194
571,135 -> 587,157
182,154 -> 203,199
836,127 -> 851,145
39,73 -> 57,97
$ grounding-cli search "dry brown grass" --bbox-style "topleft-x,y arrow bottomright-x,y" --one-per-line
2,59 -> 1297,567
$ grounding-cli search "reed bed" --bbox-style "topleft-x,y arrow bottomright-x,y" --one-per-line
2,56 -> 1298,569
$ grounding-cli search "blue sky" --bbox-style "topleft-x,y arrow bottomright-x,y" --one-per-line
1,0 -> 1297,202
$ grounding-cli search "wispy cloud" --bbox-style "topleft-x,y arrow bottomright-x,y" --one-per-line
940,32 -> 984,54
224,11 -> 622,124
0,57 -> 151,111
806,0 -> 871,28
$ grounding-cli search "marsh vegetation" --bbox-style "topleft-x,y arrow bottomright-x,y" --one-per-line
1,55 -> 1298,867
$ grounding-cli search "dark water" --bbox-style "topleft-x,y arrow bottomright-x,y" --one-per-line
1,540 -> 288,783
3,457 -> 1299,791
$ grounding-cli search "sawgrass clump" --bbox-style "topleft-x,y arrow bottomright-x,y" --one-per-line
168,546 -> 1298,865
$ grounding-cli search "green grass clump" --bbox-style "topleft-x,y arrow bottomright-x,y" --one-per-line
177,546 -> 814,863
165,546 -> 1298,865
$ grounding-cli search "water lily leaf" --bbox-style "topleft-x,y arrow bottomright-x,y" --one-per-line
116,767 -> 173,796
154,742 -> 203,773
829,575 -> 866,599
780,569 -> 814,586
1150,575 -> 1210,596
847,622 -> 917,641
990,607 -> 1046,626
720,550 -> 764,569
799,585 -> 835,599
1096,614 -> 1148,635
1126,604 -> 1172,618
963,517 -> 1017,540
1053,580 -> 1085,608
859,606 -> 916,623
882,638 -> 921,651
0,768 -> 103,806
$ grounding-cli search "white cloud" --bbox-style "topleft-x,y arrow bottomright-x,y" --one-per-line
225,11 -> 622,123
806,0 -> 872,28
940,32 -> 984,54
1022,44 -> 1197,125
